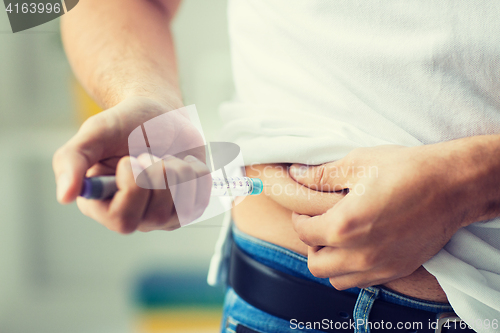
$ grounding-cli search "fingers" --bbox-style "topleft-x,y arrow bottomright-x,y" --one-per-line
77,152 -> 211,233
53,148 -> 93,203
77,156 -> 150,234
135,153 -> 211,228
289,162 -> 348,192
136,155 -> 177,231
292,206 -> 358,247
292,212 -> 332,246
162,155 -> 211,225
307,246 -> 352,279
163,156 -> 197,225
109,157 -> 151,232
85,157 -> 121,178
307,246 -> 394,290
132,153 -> 209,229
329,274 -> 391,291
292,193 -> 370,248
307,246 -> 373,279
184,155 -> 212,219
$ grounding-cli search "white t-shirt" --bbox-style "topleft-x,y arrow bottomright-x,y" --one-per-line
211,1 -> 500,331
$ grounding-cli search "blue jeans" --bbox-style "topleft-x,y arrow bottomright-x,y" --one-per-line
221,226 -> 454,333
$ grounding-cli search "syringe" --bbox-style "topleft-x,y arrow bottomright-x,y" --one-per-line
80,175 -> 264,200
211,176 -> 263,196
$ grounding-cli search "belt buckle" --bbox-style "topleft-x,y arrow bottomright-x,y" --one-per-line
435,312 -> 463,333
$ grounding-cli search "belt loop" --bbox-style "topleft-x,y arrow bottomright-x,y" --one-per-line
353,287 -> 380,333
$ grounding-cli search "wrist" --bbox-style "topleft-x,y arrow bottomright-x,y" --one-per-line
431,136 -> 500,227
124,87 -> 184,111
94,73 -> 183,110
120,94 -> 184,113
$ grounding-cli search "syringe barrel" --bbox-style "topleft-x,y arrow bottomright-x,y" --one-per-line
211,177 -> 263,196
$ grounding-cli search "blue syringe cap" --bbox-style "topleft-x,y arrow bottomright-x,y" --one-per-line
250,178 -> 264,195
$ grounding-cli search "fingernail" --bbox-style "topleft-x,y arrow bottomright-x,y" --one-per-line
57,173 -> 71,202
184,155 -> 198,162
290,164 -> 308,178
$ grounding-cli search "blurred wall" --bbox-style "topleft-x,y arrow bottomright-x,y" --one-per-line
0,1 -> 233,332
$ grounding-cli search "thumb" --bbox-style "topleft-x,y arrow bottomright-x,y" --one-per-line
289,162 -> 347,192
53,146 -> 98,204
52,119 -> 113,204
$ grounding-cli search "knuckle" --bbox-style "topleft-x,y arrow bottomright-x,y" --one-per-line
163,223 -> 181,231
326,227 -> 344,246
291,215 -> 301,231
110,221 -> 136,234
53,147 -> 71,170
83,113 -> 109,130
81,113 -> 117,138
53,147 -> 64,163
81,115 -> 102,132
137,225 -> 154,233
172,163 -> 196,183
380,264 -> 408,280
356,281 -> 374,289
296,229 -> 311,245
308,261 -> 327,278
378,268 -> 397,281
327,214 -> 356,244
356,253 -> 377,271
328,212 -> 367,244
177,162 -> 192,174
108,214 -> 137,234
199,192 -> 211,210
292,216 -> 303,231
298,233 -> 309,245
147,210 -> 171,227
329,278 -> 350,291
197,165 -> 211,177
192,206 -> 206,221
142,201 -> 177,230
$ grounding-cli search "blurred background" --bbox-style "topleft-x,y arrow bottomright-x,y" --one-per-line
0,1 -> 233,332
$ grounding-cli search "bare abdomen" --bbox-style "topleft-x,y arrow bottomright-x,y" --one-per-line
232,164 -> 449,303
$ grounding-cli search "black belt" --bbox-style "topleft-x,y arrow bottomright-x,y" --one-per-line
229,243 -> 475,333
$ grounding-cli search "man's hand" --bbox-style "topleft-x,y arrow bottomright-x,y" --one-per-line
289,142 -> 500,290
56,0 -> 215,232
53,97 -> 210,233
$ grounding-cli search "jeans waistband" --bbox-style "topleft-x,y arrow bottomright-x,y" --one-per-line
232,225 -> 454,314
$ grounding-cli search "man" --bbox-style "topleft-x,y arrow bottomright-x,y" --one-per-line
54,0 -> 500,332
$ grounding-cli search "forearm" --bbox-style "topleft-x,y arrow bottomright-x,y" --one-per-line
61,0 -> 182,109
430,134 -> 500,226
